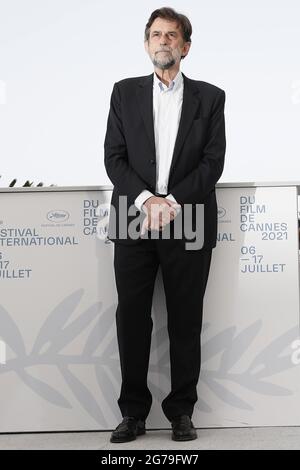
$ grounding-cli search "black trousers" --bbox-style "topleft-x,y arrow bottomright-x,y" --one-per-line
113,234 -> 213,422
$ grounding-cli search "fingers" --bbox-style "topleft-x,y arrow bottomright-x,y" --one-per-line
141,197 -> 182,235
141,214 -> 150,236
141,208 -> 177,235
164,198 -> 181,208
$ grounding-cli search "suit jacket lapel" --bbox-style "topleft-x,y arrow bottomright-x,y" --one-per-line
136,71 -> 200,176
170,72 -> 200,176
136,74 -> 156,158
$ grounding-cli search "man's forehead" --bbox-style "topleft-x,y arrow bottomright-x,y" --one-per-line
150,18 -> 180,31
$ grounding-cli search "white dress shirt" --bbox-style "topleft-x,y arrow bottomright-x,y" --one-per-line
134,69 -> 183,213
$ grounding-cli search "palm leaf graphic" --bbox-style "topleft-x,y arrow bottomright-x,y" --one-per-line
233,376 -> 292,396
247,326 -> 299,378
194,396 -> 213,413
0,304 -> 26,356
201,374 -> 253,410
31,289 -> 84,355
17,369 -> 72,408
58,364 -> 107,426
219,320 -> 262,372
45,302 -> 102,355
201,326 -> 236,363
94,364 -> 120,421
2,291 -> 299,417
83,305 -> 116,357
152,324 -> 169,350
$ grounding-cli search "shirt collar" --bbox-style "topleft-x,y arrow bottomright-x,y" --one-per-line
153,70 -> 183,93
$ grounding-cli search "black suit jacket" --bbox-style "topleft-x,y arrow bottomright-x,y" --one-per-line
104,72 -> 226,249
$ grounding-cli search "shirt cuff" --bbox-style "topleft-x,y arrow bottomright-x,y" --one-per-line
134,190 -> 155,213
165,193 -> 177,204
166,193 -> 182,213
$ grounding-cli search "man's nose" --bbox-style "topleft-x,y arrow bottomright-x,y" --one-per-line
160,33 -> 169,44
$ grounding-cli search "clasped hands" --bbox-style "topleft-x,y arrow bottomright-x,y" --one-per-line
141,196 -> 181,236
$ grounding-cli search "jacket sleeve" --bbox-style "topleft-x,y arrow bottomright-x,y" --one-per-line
169,89 -> 226,205
104,82 -> 148,206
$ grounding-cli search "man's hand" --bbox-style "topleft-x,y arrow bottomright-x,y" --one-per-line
141,196 -> 181,236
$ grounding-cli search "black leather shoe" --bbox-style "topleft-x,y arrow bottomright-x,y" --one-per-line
110,416 -> 146,443
171,415 -> 197,441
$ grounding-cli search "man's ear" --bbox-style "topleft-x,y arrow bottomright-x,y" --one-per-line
182,41 -> 191,58
144,40 -> 149,53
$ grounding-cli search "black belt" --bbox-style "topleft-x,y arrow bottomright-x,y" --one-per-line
155,192 -> 167,197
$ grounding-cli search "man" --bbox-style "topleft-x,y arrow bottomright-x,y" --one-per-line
104,7 -> 226,442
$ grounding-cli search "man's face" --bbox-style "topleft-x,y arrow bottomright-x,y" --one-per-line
144,17 -> 191,70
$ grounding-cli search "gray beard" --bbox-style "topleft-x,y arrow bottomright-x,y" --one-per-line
152,56 -> 176,70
